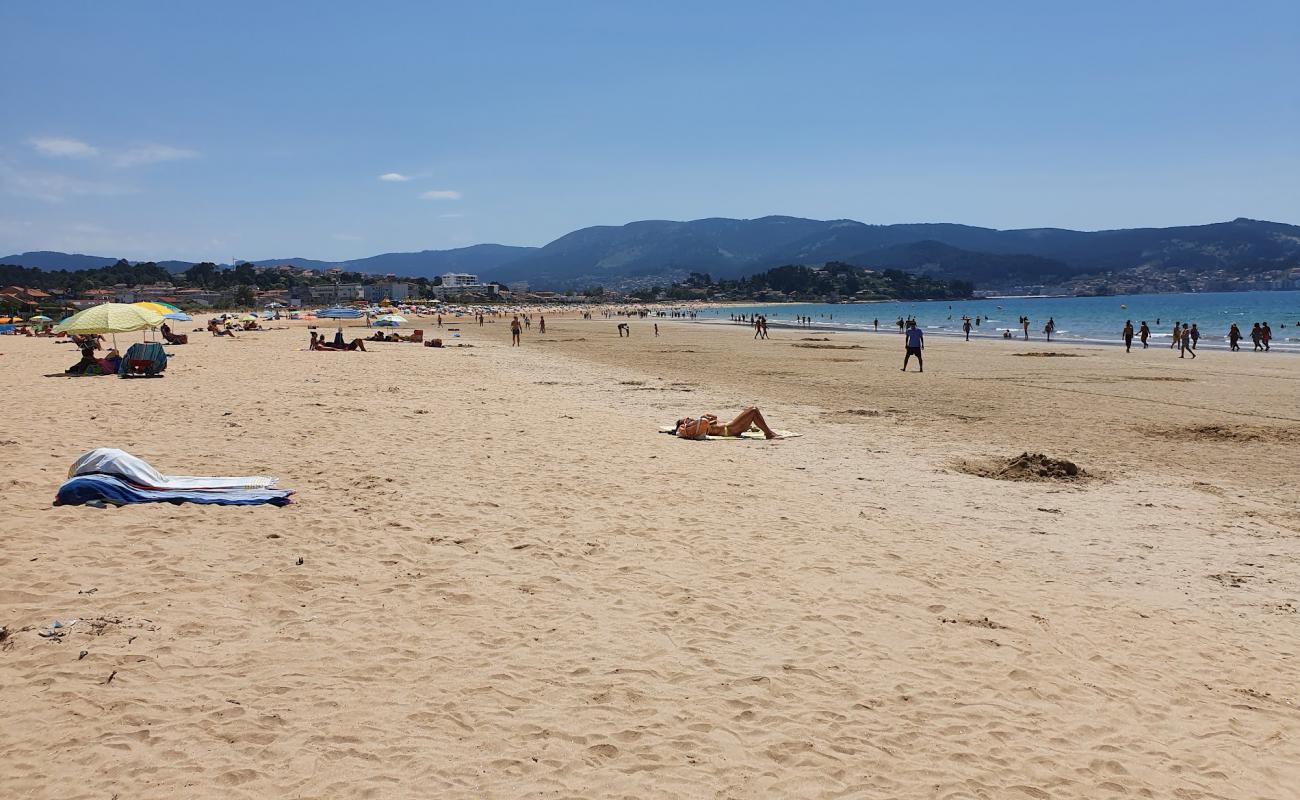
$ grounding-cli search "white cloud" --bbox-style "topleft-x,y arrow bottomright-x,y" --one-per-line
112,144 -> 199,168
29,136 -> 99,158
331,233 -> 362,241
419,189 -> 462,200
379,172 -> 412,182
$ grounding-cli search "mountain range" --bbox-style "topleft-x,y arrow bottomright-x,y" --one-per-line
5,216 -> 1298,290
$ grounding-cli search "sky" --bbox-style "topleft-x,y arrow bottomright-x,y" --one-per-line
1,0 -> 1298,262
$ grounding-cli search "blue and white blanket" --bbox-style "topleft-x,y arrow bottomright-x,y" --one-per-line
56,474 -> 293,507
56,448 -> 291,507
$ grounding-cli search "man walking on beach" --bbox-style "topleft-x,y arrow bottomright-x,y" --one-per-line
1123,320 -> 1134,352
510,315 -> 522,346
962,317 -> 972,341
1178,323 -> 1196,359
1139,321 -> 1150,348
901,320 -> 924,373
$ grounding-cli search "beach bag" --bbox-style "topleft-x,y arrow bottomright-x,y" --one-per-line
675,415 -> 713,440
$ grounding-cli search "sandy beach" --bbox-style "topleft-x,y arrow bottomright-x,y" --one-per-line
2,314 -> 1298,799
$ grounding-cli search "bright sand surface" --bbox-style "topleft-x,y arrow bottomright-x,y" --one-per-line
2,314 -> 1298,799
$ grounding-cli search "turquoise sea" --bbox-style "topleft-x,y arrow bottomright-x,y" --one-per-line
697,290 -> 1300,352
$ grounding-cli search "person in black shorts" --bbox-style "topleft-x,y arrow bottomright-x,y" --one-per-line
901,320 -> 924,372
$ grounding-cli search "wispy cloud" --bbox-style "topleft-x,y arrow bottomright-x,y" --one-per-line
27,136 -> 197,168
0,161 -> 132,202
379,172 -> 412,182
331,233 -> 363,241
112,144 -> 199,168
419,189 -> 462,200
29,136 -> 100,158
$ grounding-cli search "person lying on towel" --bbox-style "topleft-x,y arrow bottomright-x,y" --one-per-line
673,407 -> 780,440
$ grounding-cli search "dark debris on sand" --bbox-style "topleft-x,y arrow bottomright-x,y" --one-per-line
957,452 -> 1089,482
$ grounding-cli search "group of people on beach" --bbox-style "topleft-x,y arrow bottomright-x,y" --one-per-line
1233,322 -> 1274,352
1118,319 -> 1276,355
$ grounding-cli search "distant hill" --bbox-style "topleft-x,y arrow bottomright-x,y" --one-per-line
492,216 -> 1300,288
5,217 -> 1298,290
0,251 -> 120,271
327,243 -> 536,277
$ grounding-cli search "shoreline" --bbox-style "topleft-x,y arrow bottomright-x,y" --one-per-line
689,315 -> 1300,354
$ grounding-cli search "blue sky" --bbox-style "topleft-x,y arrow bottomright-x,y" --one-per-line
2,1 -> 1297,262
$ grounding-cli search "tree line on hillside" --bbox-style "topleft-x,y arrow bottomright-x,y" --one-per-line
630,262 -> 974,302
0,259 -> 469,297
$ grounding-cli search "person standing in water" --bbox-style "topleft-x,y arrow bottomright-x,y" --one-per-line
1123,320 -> 1134,352
1022,316 -> 1030,339
901,320 -> 924,372
1044,317 -> 1055,342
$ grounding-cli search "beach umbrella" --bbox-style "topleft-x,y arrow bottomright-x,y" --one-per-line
374,314 -> 407,325
54,303 -> 163,335
29,315 -> 53,322
164,312 -> 193,322
133,301 -> 183,316
317,306 -> 363,319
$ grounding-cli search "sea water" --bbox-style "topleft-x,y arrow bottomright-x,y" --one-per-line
699,290 -> 1300,352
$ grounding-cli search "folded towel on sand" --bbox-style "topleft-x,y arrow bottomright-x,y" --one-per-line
658,426 -> 801,440
55,474 -> 293,507
69,448 -> 278,490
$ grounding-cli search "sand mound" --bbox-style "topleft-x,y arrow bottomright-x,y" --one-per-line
957,452 -> 1088,482
1011,352 -> 1082,358
792,343 -> 864,350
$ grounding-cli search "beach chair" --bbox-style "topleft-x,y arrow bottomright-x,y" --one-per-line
119,342 -> 167,378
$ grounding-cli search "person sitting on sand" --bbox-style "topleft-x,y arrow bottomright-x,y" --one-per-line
674,407 -> 780,440
209,319 -> 236,337
310,332 -> 367,351
65,341 -> 101,375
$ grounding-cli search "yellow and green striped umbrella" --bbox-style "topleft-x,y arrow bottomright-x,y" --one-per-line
54,303 -> 164,334
133,301 -> 183,315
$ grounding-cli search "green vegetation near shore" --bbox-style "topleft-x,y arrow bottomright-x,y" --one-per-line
630,262 -> 974,302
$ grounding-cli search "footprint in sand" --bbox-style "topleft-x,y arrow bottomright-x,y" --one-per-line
585,743 -> 619,762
